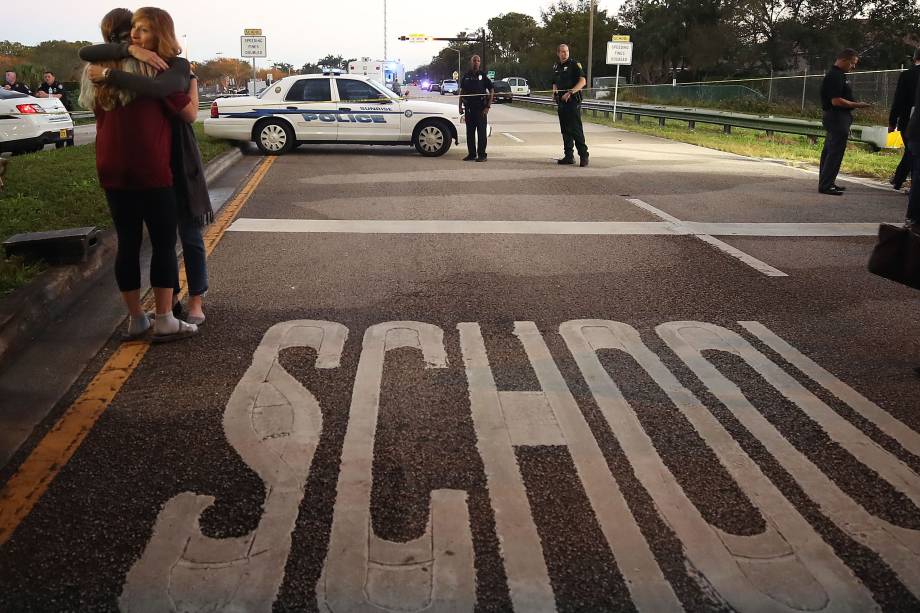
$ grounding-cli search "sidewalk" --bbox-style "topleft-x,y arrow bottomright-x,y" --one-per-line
0,151 -> 260,468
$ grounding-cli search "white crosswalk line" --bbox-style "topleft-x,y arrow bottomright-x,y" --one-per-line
626,198 -> 789,277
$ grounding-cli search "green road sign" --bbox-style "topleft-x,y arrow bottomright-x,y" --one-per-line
487,70 -> 495,79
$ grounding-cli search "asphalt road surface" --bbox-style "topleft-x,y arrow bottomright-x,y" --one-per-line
2,100 -> 920,612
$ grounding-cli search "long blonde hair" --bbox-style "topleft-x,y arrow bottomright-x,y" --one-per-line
78,8 -> 156,111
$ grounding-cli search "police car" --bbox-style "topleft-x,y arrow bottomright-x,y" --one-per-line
0,88 -> 74,154
205,73 -> 464,157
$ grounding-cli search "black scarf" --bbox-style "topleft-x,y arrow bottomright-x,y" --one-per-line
171,121 -> 214,226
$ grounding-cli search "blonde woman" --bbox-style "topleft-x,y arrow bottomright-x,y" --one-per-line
80,7 -> 197,342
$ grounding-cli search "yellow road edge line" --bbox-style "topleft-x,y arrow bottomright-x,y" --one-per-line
0,156 -> 276,546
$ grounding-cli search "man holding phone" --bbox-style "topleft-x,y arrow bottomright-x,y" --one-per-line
818,48 -> 872,196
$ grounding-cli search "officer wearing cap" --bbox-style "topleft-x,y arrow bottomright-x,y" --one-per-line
459,54 -> 493,162
552,43 -> 588,167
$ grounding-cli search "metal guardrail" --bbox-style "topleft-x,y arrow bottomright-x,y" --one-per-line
517,95 -> 892,151
68,100 -> 214,122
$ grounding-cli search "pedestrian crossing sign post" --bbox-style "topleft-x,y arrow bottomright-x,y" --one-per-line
241,31 -> 267,96
606,38 -> 634,123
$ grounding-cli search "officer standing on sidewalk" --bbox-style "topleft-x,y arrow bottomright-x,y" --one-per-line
887,48 -> 920,191
459,55 -> 493,162
818,48 -> 871,196
552,43 -> 588,167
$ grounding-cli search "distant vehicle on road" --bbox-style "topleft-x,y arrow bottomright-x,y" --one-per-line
0,88 -> 74,154
501,77 -> 531,96
440,80 -> 459,95
348,60 -> 405,91
429,82 -> 440,93
492,81 -> 513,103
205,73 -> 463,157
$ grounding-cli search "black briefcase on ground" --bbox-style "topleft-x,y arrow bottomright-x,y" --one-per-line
868,224 -> 920,289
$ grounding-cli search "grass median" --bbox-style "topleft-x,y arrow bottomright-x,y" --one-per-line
0,123 -> 232,296
519,101 -> 902,182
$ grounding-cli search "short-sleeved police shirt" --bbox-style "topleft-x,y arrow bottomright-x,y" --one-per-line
553,58 -> 585,92
6,82 -> 31,96
460,70 -> 493,106
820,66 -> 853,114
39,81 -> 66,98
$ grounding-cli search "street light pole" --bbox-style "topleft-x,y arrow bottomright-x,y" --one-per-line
449,48 -> 461,78
586,0 -> 595,95
383,0 -> 387,59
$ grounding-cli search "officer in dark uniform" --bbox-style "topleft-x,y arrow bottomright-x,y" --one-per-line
37,71 -> 69,109
459,54 -> 493,161
3,70 -> 32,96
552,43 -> 588,166
818,48 -> 870,195
887,48 -> 920,190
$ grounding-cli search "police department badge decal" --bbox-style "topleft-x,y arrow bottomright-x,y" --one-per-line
404,110 -> 413,118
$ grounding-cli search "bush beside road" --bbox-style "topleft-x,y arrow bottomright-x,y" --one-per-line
0,123 -> 232,295
520,101 -> 901,182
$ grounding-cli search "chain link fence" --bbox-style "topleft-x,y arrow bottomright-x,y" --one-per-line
592,69 -> 903,125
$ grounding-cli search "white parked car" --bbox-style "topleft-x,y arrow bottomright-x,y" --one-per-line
205,73 -> 466,157
0,89 -> 74,154
501,77 -> 531,97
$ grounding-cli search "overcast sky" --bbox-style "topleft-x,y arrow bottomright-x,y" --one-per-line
4,0 -> 621,69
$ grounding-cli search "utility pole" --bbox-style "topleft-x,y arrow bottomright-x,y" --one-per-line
586,0 -> 595,94
383,0 -> 388,59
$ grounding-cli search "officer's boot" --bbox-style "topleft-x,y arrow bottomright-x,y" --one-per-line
557,155 -> 575,165
579,153 -> 589,167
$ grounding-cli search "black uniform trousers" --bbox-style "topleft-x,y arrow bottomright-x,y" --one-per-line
818,111 -> 852,191
465,105 -> 488,158
557,101 -> 588,158
892,135 -> 913,189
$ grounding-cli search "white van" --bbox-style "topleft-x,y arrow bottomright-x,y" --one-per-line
501,77 -> 530,96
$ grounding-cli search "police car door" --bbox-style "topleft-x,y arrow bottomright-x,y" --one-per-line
333,78 -> 400,142
284,78 -> 337,141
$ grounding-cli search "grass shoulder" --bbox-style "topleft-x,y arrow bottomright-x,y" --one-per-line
519,101 -> 900,182
0,122 -> 232,296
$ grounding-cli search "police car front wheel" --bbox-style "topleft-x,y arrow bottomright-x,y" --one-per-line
255,119 -> 294,156
414,122 -> 452,157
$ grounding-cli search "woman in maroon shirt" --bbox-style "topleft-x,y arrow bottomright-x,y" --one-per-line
83,7 -> 197,342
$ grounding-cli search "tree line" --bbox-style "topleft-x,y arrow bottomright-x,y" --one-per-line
3,0 -> 917,95
413,0 -> 920,89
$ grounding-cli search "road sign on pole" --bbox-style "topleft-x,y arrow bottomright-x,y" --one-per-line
241,36 -> 267,58
606,41 -> 633,65
606,40 -> 633,123
244,28 -> 262,36
452,71 -> 459,80
487,70 -> 495,79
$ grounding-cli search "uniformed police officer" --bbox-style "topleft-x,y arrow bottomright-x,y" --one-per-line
37,71 -> 69,109
552,44 -> 588,167
459,55 -> 493,162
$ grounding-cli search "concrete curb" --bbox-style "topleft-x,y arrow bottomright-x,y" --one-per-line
0,145 -> 242,369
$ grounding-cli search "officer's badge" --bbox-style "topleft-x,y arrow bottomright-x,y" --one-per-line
577,62 -> 583,69
478,74 -> 482,80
